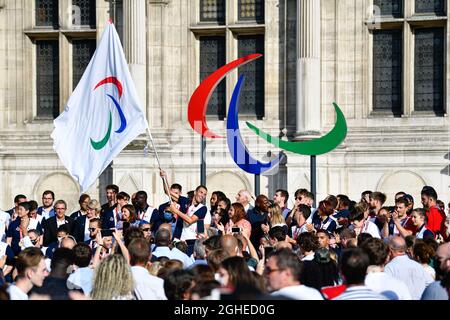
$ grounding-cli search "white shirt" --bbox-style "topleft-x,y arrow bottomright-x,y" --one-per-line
333,285 -> 388,300
8,284 -> 28,300
271,285 -> 324,300
84,217 -> 91,242
291,224 -> 308,240
365,271 -> 412,300
138,206 -> 157,223
204,211 -> 212,226
41,207 -> 55,221
361,220 -> 381,238
152,246 -> 193,268
56,218 -> 67,228
180,203 -> 205,241
384,254 -> 434,300
0,210 -> 10,242
67,267 -> 94,295
301,253 -> 315,261
28,215 -> 43,231
131,266 -> 167,300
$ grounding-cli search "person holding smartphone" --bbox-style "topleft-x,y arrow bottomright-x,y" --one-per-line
216,203 -> 251,239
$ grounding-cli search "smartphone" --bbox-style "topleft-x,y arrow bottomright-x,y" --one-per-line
231,227 -> 241,234
122,222 -> 130,232
101,228 -> 115,237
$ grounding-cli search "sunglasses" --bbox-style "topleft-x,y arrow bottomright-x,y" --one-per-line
141,228 -> 151,232
88,228 -> 97,232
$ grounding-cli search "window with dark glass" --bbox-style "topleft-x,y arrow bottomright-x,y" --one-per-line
415,0 -> 445,15
73,39 -> 96,89
238,0 -> 264,22
72,0 -> 96,28
373,0 -> 403,18
200,36 -> 226,118
372,29 -> 402,115
414,28 -> 444,113
238,34 -> 265,117
35,0 -> 59,28
200,0 -> 225,24
36,40 -> 59,118
114,0 -> 124,44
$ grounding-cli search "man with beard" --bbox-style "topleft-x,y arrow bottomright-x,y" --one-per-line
100,184 -> 119,216
37,190 -> 55,221
247,195 -> 270,249
369,192 -> 386,218
421,186 -> 447,239
168,185 -> 208,256
134,191 -> 158,227
388,197 -> 416,237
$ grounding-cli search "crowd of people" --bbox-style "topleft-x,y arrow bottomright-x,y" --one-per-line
0,170 -> 449,300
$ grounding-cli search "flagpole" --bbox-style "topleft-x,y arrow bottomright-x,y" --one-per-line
146,127 -> 173,204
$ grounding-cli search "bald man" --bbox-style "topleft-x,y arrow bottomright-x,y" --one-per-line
60,236 -> 76,250
236,190 -> 254,213
384,236 -> 433,299
220,235 -> 239,257
421,242 -> 450,300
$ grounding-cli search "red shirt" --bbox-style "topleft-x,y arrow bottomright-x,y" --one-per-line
426,206 -> 446,236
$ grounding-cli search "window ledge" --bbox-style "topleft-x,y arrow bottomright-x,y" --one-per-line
368,111 -> 402,118
410,111 -> 445,117
61,29 -> 97,38
24,29 -> 59,39
189,25 -> 227,31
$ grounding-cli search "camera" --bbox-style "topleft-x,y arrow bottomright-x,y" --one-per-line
231,227 -> 241,234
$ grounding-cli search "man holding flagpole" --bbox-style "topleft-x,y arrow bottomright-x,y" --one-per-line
51,21 -> 150,193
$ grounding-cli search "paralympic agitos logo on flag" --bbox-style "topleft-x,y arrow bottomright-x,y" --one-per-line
188,54 -> 348,175
90,77 -> 128,150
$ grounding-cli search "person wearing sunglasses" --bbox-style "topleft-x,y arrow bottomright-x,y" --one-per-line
139,221 -> 152,241
72,199 -> 101,243
85,218 -> 102,250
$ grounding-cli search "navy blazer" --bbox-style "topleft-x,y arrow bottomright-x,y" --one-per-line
71,215 -> 89,243
42,216 -> 74,247
101,209 -> 117,230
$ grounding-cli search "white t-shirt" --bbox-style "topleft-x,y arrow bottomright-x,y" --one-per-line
180,203 -> 205,241
28,216 -> 43,231
67,267 -> 94,295
365,271 -> 412,300
360,220 -> 381,238
204,211 -> 212,226
0,210 -> 11,242
8,285 -> 28,300
271,285 -> 324,300
131,266 -> 167,300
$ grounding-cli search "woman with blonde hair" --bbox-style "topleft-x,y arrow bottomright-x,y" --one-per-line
267,203 -> 288,235
91,254 -> 134,300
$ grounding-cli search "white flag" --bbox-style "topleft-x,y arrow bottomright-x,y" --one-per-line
51,22 -> 149,192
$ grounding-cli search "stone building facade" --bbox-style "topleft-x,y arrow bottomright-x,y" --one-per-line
0,0 -> 449,212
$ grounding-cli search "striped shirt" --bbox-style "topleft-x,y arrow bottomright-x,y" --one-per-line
333,285 -> 388,300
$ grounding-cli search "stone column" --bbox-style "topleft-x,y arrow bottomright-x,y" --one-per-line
123,0 -> 147,112
295,0 -> 321,139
